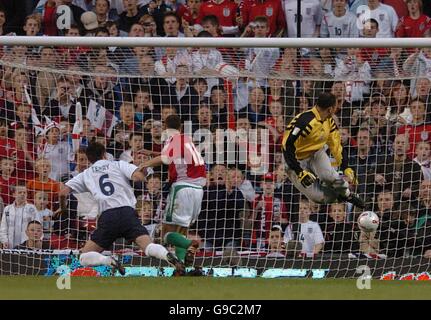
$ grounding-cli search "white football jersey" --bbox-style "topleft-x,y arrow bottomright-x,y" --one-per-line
284,220 -> 324,256
191,49 -> 223,72
66,160 -> 138,213
357,3 -> 398,38
283,0 -> 323,38
320,11 -> 359,38
414,158 -> 431,181
0,203 -> 42,249
191,49 -> 223,94
155,51 -> 192,85
40,141 -> 74,181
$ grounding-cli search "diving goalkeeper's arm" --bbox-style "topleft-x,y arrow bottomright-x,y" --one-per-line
281,116 -> 317,189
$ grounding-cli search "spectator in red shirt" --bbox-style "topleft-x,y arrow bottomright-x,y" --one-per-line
57,26 -> 93,66
177,0 -> 202,26
9,124 -> 35,181
40,0 -> 58,36
198,0 -> 238,36
395,0 -> 431,38
259,99 -> 284,153
239,0 -> 285,37
383,0 -> 408,19
398,99 -> 431,159
252,173 -> 288,249
0,120 -> 7,146
0,157 -> 17,205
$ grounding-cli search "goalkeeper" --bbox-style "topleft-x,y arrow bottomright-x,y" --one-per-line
281,92 -> 365,209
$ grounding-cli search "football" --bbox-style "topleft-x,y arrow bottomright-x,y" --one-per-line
357,211 -> 380,232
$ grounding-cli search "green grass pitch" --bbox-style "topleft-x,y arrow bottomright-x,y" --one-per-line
0,276 -> 430,299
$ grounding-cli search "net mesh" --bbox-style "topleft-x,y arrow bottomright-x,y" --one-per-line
1,42 -> 431,278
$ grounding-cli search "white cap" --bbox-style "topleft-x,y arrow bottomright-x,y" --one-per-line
81,11 -> 98,31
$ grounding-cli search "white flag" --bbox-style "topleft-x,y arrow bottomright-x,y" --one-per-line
86,99 -> 118,137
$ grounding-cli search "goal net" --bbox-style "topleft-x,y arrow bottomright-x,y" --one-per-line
0,37 -> 430,279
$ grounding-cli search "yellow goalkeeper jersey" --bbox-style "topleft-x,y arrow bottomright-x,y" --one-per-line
281,106 -> 345,175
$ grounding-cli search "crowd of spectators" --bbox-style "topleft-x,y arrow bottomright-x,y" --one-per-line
0,0 -> 430,261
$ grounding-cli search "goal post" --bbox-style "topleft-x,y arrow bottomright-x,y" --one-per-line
1,36 -> 431,48
0,36 -> 431,279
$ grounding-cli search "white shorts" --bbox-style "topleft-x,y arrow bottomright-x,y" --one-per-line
164,182 -> 204,227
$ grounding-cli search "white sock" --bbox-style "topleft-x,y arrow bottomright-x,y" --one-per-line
79,252 -> 113,267
145,243 -> 169,261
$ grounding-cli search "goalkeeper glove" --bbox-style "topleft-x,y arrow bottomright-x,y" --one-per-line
298,170 -> 317,188
344,168 -> 358,185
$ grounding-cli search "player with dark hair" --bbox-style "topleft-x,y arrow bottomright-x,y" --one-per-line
141,114 -> 206,271
281,92 -> 365,209
59,142 -> 185,275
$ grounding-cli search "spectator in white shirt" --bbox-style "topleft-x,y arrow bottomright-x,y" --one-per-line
284,198 -> 324,257
38,123 -> 74,181
414,141 -> 431,181
320,0 -> 360,38
344,0 -> 367,14
403,49 -> 431,97
283,0 -> 322,37
0,185 -> 42,249
34,191 -> 53,240
191,43 -> 223,73
334,47 -> 371,103
242,16 -> 280,87
155,47 -> 192,85
191,31 -> 224,93
357,0 -> 398,37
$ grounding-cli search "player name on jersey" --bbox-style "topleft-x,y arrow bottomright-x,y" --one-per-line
91,164 -> 109,173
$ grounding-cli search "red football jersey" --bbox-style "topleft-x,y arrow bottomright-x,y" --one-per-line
252,195 -> 287,246
161,133 -> 207,186
0,138 -> 35,181
177,4 -> 200,25
43,3 -> 58,36
382,0 -> 408,20
241,0 -> 286,36
395,14 -> 431,38
360,48 -> 389,68
398,124 -> 431,159
198,0 -> 238,27
0,176 -> 16,205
